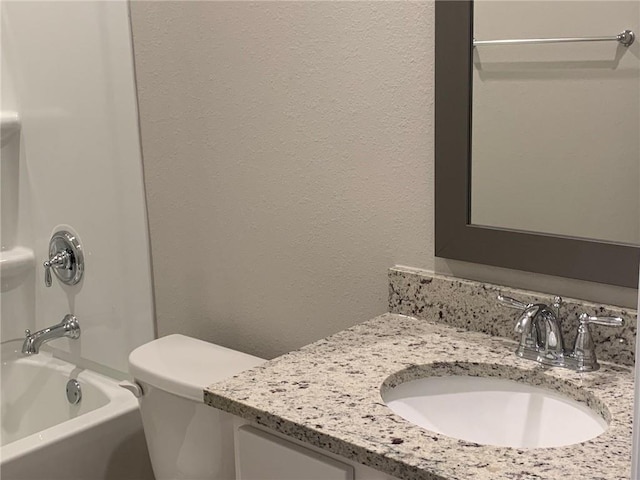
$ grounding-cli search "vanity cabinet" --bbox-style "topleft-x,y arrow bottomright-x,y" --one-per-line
233,421 -> 398,480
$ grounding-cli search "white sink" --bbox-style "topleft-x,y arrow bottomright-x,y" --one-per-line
382,375 -> 608,448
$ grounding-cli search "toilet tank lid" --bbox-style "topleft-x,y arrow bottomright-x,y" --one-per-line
128,334 -> 266,402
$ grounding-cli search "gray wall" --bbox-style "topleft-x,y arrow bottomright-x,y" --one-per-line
130,1 -> 636,359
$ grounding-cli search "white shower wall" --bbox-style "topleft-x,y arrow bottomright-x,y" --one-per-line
1,0 -> 154,374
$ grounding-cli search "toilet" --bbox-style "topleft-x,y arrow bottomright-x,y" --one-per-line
127,334 -> 265,480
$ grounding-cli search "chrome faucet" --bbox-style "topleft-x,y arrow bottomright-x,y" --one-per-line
499,294 -> 565,366
22,314 -> 80,355
498,294 -> 623,372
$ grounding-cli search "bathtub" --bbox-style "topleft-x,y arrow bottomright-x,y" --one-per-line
1,343 -> 154,480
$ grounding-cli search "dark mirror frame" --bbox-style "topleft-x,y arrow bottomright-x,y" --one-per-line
434,0 -> 639,288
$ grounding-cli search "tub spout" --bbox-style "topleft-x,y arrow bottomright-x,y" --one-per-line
22,314 -> 80,355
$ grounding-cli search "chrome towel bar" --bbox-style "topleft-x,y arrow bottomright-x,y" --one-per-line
474,29 -> 635,47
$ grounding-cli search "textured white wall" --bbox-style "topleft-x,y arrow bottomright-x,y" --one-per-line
131,1 -> 434,358
130,1 -> 637,360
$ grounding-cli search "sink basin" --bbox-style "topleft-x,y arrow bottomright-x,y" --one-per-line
382,375 -> 608,448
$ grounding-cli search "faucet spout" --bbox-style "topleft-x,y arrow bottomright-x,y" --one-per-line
513,305 -> 542,360
500,295 -> 565,366
532,307 -> 565,365
22,314 -> 80,355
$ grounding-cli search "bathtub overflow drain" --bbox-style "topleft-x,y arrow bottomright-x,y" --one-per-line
66,379 -> 82,405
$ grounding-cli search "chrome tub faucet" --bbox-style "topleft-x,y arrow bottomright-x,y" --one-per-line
22,314 -> 80,355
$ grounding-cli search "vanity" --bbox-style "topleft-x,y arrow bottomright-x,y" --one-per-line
205,268 -> 636,480
204,2 -> 639,476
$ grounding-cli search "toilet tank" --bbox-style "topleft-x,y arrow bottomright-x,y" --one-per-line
128,334 -> 265,480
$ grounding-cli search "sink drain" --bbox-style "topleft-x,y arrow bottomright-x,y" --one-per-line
66,379 -> 82,405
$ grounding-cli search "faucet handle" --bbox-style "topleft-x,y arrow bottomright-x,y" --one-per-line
43,231 -> 84,288
497,293 -> 531,310
578,313 -> 624,327
44,252 -> 70,287
570,313 -> 624,372
498,294 -> 538,338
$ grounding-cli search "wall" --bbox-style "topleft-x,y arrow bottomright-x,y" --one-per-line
130,1 -> 434,359
471,1 -> 640,245
1,0 -> 154,375
130,1 -> 637,360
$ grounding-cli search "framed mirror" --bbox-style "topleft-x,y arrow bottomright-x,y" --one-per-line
435,0 -> 640,288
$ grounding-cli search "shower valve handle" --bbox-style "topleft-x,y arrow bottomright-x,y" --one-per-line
43,231 -> 84,287
44,252 -> 70,287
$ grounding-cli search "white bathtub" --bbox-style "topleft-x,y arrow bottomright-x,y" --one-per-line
1,344 -> 154,480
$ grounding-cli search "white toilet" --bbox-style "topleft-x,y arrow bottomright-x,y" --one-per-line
127,334 -> 265,480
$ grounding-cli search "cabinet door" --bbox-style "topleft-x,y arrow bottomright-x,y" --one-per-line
236,426 -> 354,480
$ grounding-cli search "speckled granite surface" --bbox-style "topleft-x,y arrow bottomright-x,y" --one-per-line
389,266 -> 637,366
205,314 -> 634,480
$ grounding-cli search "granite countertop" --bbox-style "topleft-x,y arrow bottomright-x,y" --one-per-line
205,313 -> 634,480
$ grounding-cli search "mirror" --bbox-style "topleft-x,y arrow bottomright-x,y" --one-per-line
471,1 -> 639,245
434,0 -> 640,288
